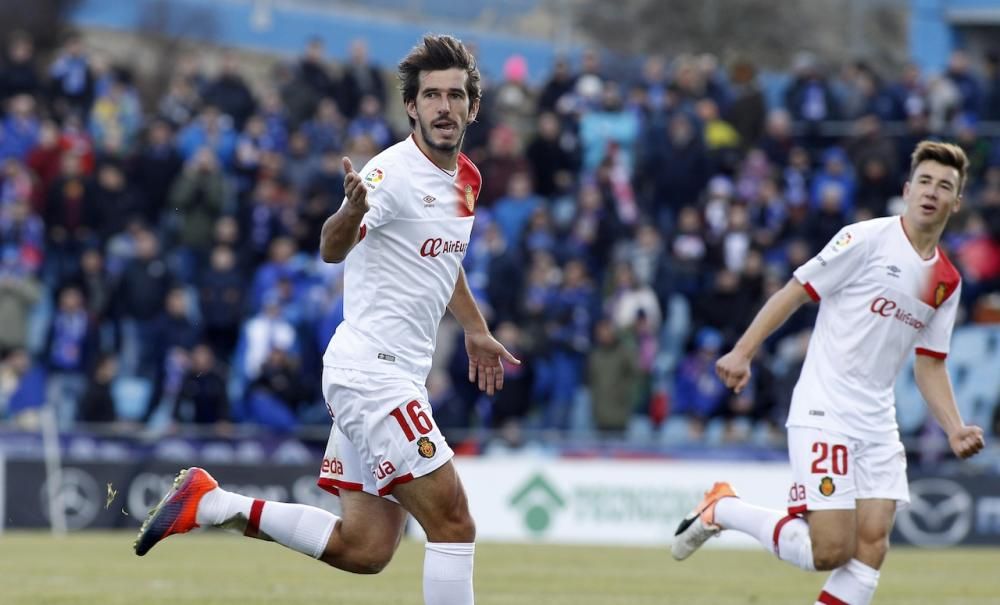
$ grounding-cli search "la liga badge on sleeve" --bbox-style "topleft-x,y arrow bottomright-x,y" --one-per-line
464,184 -> 474,211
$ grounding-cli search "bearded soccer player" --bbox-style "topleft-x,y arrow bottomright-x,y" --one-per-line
672,141 -> 985,605
135,35 -> 518,605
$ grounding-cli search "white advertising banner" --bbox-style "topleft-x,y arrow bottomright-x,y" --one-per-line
412,457 -> 793,548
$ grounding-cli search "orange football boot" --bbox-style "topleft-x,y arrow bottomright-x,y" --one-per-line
133,467 -> 218,556
671,481 -> 738,560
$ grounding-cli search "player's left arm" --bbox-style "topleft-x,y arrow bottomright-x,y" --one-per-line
447,266 -> 520,395
914,355 -> 985,459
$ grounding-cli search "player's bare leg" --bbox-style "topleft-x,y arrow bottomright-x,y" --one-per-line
393,460 -> 476,605
804,509 -> 856,570
318,489 -> 408,573
813,499 -> 893,605
853,499 -> 894,569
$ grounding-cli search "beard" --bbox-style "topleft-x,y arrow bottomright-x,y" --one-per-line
417,114 -> 467,154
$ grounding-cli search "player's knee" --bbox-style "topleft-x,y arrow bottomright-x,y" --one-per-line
445,508 -> 476,542
427,507 -> 476,543
812,541 -> 853,571
350,544 -> 396,574
856,532 -> 890,567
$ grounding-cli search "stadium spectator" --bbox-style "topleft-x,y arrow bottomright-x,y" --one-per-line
246,347 -> 310,432
78,352 -> 118,424
242,294 -> 296,381
202,52 -> 256,130
339,39 -> 386,119
171,342 -> 230,428
113,229 -> 174,377
0,346 -> 45,424
43,284 -> 97,428
672,326 -> 728,439
0,253 -> 41,352
588,317 -> 639,435
130,119 -> 183,224
0,31 -> 40,102
48,33 -> 95,121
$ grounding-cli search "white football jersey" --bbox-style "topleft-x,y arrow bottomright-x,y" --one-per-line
323,135 -> 480,381
788,216 -> 961,442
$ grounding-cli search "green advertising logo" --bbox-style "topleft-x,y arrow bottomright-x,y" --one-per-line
509,474 -> 566,535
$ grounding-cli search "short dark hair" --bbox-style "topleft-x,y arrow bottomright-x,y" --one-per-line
398,35 -> 481,128
909,140 -> 969,193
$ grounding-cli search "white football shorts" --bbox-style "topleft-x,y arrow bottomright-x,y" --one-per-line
317,366 -> 454,500
785,426 -> 909,513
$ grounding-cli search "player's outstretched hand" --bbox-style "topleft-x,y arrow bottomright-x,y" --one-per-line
716,349 -> 752,394
465,330 -> 520,396
342,157 -> 370,214
948,425 -> 985,459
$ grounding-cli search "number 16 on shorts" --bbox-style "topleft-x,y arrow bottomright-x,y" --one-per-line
389,400 -> 439,459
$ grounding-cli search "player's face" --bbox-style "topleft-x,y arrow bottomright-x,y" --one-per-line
902,160 -> 962,230
407,68 -> 479,155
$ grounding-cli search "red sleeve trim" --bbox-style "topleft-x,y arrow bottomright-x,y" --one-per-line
915,347 -> 947,359
358,224 -> 367,241
787,504 -> 808,515
802,282 -> 820,302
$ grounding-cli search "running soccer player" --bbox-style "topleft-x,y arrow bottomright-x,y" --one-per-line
672,141 -> 985,605
135,35 -> 517,605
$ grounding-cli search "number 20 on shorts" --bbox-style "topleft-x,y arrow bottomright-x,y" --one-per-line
389,400 -> 435,442
811,442 -> 849,475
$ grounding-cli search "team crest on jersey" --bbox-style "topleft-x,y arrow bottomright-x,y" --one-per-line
934,282 -> 947,307
819,476 -> 836,497
464,184 -> 475,211
364,168 -> 385,191
417,436 -> 436,459
829,231 -> 853,252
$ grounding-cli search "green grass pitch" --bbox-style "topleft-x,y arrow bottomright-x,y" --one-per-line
0,531 -> 998,604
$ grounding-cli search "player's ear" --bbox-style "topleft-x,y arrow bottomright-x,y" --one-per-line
468,97 -> 479,124
405,99 -> 418,123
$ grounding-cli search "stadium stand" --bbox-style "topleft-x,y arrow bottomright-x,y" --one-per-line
0,8 -> 999,462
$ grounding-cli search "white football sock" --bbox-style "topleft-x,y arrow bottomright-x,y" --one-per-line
815,559 -> 879,605
714,498 -> 816,571
196,487 -> 253,527
424,542 -> 475,605
197,488 -> 338,559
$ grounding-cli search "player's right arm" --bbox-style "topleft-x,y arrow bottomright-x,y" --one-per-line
320,157 -> 371,263
716,278 -> 813,393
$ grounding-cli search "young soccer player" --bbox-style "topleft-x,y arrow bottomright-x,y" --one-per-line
672,141 -> 985,605
135,35 -> 517,605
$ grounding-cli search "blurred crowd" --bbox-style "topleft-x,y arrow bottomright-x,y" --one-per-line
0,31 -> 999,448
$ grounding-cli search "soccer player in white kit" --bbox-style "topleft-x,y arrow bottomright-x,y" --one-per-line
671,141 -> 985,605
134,36 -> 517,605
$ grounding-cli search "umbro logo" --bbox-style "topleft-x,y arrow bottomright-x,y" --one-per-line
422,195 -> 436,205
887,265 -> 902,278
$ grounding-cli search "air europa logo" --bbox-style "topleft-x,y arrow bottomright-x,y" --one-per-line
870,297 -> 925,330
420,238 -> 468,257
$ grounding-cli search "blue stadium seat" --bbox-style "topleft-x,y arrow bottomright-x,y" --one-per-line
625,415 -> 654,442
658,415 -> 693,446
111,376 -> 153,421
